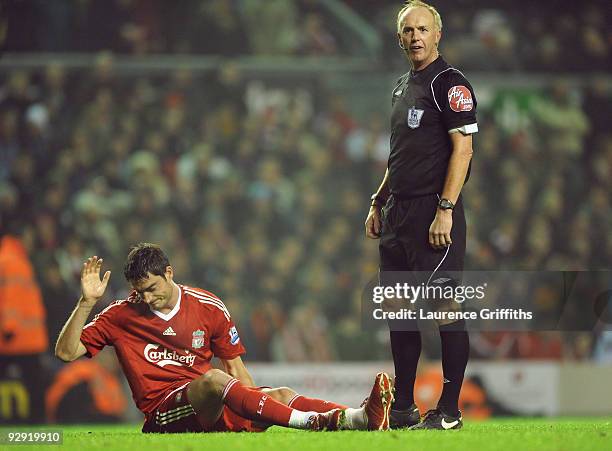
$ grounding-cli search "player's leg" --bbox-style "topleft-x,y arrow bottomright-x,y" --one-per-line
263,386 -> 347,412
379,199 -> 422,429
185,370 -> 226,427
188,370 -> 394,432
432,199 -> 468,427
389,330 -> 421,427
264,373 -> 394,431
187,369 -> 330,430
432,197 -> 468,420
248,387 -> 347,430
410,195 -> 468,430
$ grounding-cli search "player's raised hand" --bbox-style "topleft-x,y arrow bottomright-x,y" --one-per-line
80,256 -> 111,304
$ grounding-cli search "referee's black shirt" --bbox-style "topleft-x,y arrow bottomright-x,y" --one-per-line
388,56 -> 478,199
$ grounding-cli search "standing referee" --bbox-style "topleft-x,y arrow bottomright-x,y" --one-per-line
365,1 -> 478,430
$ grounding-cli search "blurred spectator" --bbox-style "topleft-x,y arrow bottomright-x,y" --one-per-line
0,226 -> 48,356
297,13 -> 338,56
0,111 -> 20,182
0,220 -> 49,423
194,0 -> 247,55
242,0 -> 299,55
531,80 -> 590,160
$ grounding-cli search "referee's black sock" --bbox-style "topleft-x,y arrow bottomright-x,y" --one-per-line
390,330 -> 421,410
438,320 -> 469,417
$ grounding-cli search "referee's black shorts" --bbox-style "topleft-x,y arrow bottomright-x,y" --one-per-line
379,193 -> 466,281
378,193 -> 467,329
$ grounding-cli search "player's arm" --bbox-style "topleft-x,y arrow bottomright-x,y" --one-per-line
429,132 -> 473,249
440,132 -> 473,206
365,168 -> 390,239
55,256 -> 111,362
219,356 -> 255,387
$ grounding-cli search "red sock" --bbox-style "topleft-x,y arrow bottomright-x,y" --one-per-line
222,379 -> 293,427
288,394 -> 347,412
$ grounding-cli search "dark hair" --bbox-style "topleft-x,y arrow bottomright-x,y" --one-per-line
123,243 -> 171,283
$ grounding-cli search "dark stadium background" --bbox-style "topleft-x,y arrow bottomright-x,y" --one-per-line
0,0 -> 610,424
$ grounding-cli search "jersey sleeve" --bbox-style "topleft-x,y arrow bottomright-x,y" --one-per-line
80,301 -> 123,358
391,73 -> 409,107
435,70 -> 478,133
210,304 -> 246,360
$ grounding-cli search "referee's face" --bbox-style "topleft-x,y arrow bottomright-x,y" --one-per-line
398,6 -> 441,70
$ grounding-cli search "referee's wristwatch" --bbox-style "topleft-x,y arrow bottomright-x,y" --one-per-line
370,193 -> 387,208
437,198 -> 455,210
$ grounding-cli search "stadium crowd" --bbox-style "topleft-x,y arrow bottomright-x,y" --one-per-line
4,0 -> 610,72
358,0 -> 611,71
1,54 -> 610,364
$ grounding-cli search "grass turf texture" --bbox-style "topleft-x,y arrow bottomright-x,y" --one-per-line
2,418 -> 610,451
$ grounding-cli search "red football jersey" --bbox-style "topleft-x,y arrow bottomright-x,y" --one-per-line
80,283 -> 246,414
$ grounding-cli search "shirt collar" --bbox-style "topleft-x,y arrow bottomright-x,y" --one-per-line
149,281 -> 182,321
412,55 -> 444,77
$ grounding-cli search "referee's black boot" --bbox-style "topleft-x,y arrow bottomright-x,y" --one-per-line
409,408 -> 463,430
389,403 -> 420,429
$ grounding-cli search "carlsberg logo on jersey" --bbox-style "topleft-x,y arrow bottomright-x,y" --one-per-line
144,344 -> 196,367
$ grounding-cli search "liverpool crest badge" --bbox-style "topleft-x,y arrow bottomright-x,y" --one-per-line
192,330 -> 205,349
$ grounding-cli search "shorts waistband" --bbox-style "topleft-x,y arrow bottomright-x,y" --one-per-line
391,192 -> 438,201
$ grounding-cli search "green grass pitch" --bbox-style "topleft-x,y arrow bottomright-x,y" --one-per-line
2,418 -> 610,451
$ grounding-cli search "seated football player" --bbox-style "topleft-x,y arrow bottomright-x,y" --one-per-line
55,243 -> 394,433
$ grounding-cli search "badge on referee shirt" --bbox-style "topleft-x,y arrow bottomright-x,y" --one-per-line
407,107 -> 424,129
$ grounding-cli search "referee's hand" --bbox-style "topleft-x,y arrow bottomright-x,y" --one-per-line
365,205 -> 383,239
429,210 -> 453,249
